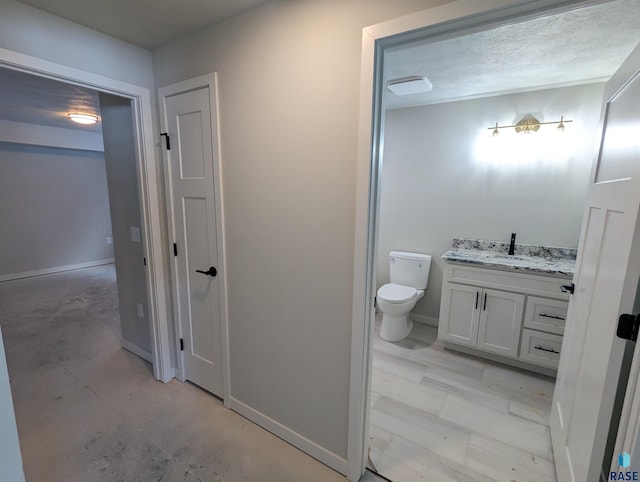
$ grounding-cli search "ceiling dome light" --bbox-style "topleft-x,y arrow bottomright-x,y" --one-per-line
67,113 -> 99,125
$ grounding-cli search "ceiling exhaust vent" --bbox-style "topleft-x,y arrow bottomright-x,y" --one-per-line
386,76 -> 432,96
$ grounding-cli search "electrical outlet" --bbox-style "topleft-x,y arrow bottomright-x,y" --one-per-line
136,302 -> 144,318
106,236 -> 112,244
131,226 -> 141,243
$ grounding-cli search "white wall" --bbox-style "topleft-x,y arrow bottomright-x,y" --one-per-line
0,119 -> 104,152
0,327 -> 24,482
101,93 -> 151,356
0,141 -> 114,279
153,0 -> 454,463
377,83 -> 605,322
0,0 -> 153,88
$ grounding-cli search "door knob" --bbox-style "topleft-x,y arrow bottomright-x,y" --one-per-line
195,266 -> 217,277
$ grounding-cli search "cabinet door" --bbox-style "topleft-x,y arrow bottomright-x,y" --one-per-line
477,288 -> 524,357
438,282 -> 480,347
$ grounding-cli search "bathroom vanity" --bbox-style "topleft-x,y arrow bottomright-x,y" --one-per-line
438,238 -> 576,375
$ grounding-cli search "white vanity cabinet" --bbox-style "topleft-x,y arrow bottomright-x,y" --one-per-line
438,262 -> 570,372
439,283 -> 524,357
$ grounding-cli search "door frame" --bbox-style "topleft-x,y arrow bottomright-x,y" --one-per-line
613,335 -> 640,473
158,73 -> 230,404
0,47 -> 174,383
347,0 -> 616,479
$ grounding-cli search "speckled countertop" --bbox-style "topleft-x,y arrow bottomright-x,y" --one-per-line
442,238 -> 576,278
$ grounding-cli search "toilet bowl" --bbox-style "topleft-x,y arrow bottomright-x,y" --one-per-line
377,251 -> 431,342
377,284 -> 424,341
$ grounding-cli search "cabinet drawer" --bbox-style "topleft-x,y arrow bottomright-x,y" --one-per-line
524,297 -> 568,335
520,329 -> 562,369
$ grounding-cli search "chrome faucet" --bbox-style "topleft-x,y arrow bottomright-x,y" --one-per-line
508,233 -> 516,255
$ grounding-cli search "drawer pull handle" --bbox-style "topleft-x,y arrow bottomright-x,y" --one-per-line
539,313 -> 565,321
560,283 -> 575,294
534,345 -> 559,354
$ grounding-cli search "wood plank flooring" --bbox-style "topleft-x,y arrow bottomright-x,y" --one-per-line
369,317 -> 557,482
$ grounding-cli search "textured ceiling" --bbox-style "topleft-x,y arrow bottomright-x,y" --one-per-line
17,0 -> 267,49
0,67 -> 103,133
384,0 -> 640,109
4,0 -> 640,130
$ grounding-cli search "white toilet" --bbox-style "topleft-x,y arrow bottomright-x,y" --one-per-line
377,251 -> 431,342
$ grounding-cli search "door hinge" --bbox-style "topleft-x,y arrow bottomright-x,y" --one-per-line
160,132 -> 171,150
617,313 -> 640,342
173,243 -> 178,257
180,338 -> 184,351
560,283 -> 575,294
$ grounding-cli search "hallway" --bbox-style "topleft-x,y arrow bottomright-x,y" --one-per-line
0,265 -> 353,481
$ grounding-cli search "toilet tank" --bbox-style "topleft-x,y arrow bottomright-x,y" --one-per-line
389,251 -> 431,289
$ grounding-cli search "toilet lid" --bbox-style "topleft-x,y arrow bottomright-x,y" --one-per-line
377,284 -> 417,304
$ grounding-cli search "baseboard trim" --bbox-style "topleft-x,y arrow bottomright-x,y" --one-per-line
410,313 -> 439,327
228,396 -> 347,475
121,339 -> 152,363
0,258 -> 115,282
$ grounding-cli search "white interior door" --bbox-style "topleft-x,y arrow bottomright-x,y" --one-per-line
161,79 -> 223,397
550,43 -> 640,482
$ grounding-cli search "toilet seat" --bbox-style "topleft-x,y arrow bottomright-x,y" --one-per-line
377,283 -> 418,304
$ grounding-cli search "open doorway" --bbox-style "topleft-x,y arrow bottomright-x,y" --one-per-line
0,67 -> 152,360
355,1 -> 640,480
0,48 -> 172,384
0,66 -> 162,478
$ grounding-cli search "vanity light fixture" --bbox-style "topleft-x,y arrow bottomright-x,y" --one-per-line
387,76 -> 433,95
67,113 -> 99,125
489,114 -> 572,136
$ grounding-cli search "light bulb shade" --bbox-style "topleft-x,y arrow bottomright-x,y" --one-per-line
68,113 -> 99,125
514,115 -> 540,135
557,115 -> 566,132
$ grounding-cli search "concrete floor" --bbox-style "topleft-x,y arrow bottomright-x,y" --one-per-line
0,265 -> 383,482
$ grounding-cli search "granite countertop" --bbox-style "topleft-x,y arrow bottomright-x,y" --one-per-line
442,238 -> 576,278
